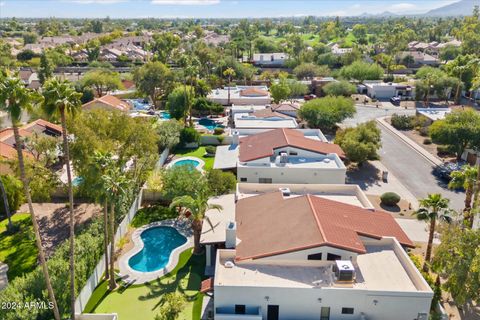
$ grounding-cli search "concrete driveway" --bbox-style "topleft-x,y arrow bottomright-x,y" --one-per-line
395,218 -> 440,244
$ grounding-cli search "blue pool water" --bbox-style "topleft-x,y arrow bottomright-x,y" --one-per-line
173,159 -> 200,168
159,111 -> 171,119
72,177 -> 83,187
199,118 -> 223,130
128,226 -> 187,272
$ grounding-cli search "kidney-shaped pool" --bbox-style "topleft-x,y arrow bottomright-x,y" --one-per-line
128,226 -> 187,273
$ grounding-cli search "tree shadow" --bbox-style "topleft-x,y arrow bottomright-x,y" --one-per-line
346,162 -> 381,190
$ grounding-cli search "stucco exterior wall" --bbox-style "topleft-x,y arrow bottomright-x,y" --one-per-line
237,166 -> 346,184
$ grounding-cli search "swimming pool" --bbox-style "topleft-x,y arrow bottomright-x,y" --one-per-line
172,159 -> 200,168
159,111 -> 171,119
128,226 -> 187,272
199,118 -> 223,130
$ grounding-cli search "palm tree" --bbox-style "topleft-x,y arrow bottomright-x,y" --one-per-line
42,77 -> 82,320
169,191 -> 222,255
448,165 -> 478,227
92,151 -> 115,281
0,76 -> 61,320
0,177 -> 13,231
102,165 -> 128,291
223,68 -> 236,106
413,194 -> 452,270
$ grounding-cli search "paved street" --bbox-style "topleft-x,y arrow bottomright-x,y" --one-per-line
342,104 -> 415,127
379,125 -> 465,211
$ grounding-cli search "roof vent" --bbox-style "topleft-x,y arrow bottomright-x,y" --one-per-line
334,260 -> 355,283
279,187 -> 291,197
323,158 -> 331,163
224,261 -> 235,268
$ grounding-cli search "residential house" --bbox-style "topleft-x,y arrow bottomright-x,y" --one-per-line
82,95 -> 132,112
363,81 -> 415,100
270,102 -> 301,118
18,68 -> 41,90
0,119 -> 62,174
311,77 -> 338,96
203,31 -> 230,46
330,43 -> 353,55
213,128 -> 346,184
408,40 -> 462,58
233,109 -> 298,129
208,86 -> 272,106
252,53 -> 288,67
397,51 -> 440,67
200,183 -> 432,320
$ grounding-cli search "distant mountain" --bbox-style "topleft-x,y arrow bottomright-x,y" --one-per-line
358,11 -> 398,17
426,0 -> 479,16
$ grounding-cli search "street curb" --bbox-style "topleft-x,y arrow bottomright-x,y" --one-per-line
376,117 -> 443,167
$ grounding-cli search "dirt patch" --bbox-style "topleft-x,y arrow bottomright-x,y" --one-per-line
367,194 -> 415,219
402,129 -> 456,162
19,202 -> 102,257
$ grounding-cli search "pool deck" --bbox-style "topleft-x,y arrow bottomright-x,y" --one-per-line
118,219 -> 193,284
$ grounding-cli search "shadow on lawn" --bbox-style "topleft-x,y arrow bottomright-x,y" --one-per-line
139,251 -> 206,312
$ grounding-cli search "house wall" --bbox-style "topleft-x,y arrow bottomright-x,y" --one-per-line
214,285 -> 432,320
237,165 -> 346,184
257,245 -> 358,263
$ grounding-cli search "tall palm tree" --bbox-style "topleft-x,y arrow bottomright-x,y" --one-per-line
102,165 -> 128,291
42,78 -> 82,320
169,191 -> 222,255
0,177 -> 13,231
223,68 -> 236,106
413,194 -> 452,270
0,76 -> 61,320
448,165 -> 478,227
92,151 -> 115,281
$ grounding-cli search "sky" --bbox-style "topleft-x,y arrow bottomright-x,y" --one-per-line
0,0 -> 460,18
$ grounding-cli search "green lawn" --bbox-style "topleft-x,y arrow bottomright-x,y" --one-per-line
174,147 -> 214,171
85,249 -> 206,320
0,213 -> 38,280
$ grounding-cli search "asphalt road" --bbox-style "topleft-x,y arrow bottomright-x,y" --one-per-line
379,125 -> 465,212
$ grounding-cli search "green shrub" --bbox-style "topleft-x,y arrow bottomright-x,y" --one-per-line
0,175 -> 25,219
390,114 -> 414,130
423,138 -> 432,145
180,127 -> 200,145
130,205 -> 177,228
380,192 -> 401,206
436,145 -> 453,156
418,126 -> 429,137
205,146 -> 217,155
213,127 -> 225,135
207,170 -> 236,196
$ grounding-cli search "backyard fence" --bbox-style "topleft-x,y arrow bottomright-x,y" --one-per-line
75,148 -> 170,314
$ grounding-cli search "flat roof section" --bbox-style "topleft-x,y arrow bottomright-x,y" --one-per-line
200,194 -> 236,245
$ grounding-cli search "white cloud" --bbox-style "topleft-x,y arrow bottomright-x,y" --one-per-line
0,1 -> 5,6
151,0 -> 220,5
389,3 -> 417,11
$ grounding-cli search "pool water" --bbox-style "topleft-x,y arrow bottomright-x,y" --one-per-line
72,177 -> 83,187
199,118 -> 223,130
173,159 -> 200,168
159,111 -> 171,119
128,226 -> 187,272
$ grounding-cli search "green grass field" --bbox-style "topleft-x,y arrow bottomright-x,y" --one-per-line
174,147 -> 214,171
85,249 -> 206,320
0,213 -> 38,280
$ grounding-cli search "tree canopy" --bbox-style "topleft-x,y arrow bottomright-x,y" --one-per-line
298,96 -> 355,131
340,61 -> 384,82
334,121 -> 382,164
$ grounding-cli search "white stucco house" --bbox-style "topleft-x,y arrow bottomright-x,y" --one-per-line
200,183 -> 433,320
363,81 -> 415,100
213,128 -> 346,184
252,52 -> 288,66
233,109 -> 298,129
208,86 -> 272,106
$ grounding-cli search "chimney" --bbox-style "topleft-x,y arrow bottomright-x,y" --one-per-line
232,131 -> 240,145
225,221 -> 236,249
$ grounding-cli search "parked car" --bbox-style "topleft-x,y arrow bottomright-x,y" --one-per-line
304,94 -> 317,101
433,161 -> 467,182
390,96 -> 401,106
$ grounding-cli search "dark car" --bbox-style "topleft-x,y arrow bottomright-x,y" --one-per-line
304,94 -> 317,101
390,96 -> 401,106
433,161 -> 467,182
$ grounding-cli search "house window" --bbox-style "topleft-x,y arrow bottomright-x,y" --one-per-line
235,305 -> 246,314
289,151 -> 298,156
327,253 -> 341,261
307,253 -> 322,260
259,178 -> 272,184
320,307 -> 330,320
341,308 -> 354,315
267,305 -> 279,320
240,178 -> 247,182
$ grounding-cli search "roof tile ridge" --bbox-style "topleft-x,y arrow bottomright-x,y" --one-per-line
306,195 -> 327,243
282,128 -> 290,145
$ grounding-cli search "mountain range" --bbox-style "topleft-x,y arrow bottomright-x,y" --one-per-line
426,0 -> 479,16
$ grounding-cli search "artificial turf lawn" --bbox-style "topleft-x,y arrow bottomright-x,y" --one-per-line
85,249 -> 206,320
0,213 -> 38,280
174,147 -> 214,171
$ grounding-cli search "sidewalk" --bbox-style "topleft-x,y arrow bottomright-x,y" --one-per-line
376,117 -> 443,167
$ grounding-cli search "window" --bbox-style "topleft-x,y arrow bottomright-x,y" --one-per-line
259,178 -> 272,184
289,151 -> 298,156
307,253 -> 322,260
320,307 -> 330,320
341,308 -> 354,315
327,253 -> 341,261
235,305 -> 246,314
240,177 -> 247,182
267,305 -> 279,320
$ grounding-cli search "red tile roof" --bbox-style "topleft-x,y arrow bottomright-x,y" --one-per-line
83,95 -> 131,112
251,109 -> 291,119
239,87 -> 269,97
239,128 -> 345,162
271,102 -> 301,112
235,192 -> 414,261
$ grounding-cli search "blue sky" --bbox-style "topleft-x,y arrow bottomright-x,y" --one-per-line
0,0 -> 459,18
